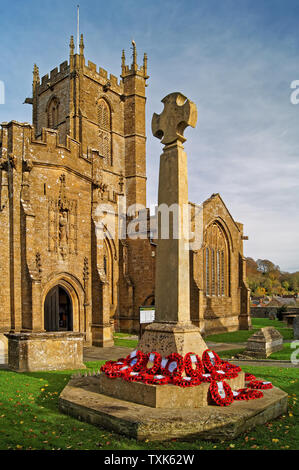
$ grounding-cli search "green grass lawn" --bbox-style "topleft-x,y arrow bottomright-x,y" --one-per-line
113,332 -> 136,339
205,318 -> 293,343
0,363 -> 297,450
114,338 -> 139,348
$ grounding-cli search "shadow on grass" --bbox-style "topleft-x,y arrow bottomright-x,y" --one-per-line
20,361 -> 105,412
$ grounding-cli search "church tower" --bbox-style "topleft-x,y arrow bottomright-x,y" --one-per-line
31,35 -> 148,210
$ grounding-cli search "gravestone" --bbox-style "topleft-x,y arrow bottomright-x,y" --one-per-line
244,327 -> 283,359
138,92 -> 207,357
294,316 -> 299,340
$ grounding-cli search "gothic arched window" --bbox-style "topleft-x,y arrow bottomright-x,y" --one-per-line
47,97 -> 60,129
97,99 -> 111,163
204,222 -> 230,297
205,247 -> 210,295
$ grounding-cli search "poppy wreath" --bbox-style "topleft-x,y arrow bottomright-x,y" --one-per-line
220,361 -> 242,373
143,352 -> 162,375
199,372 -> 213,383
160,353 -> 184,377
106,363 -> 136,379
209,380 -> 234,406
233,388 -> 264,401
172,375 -> 202,388
245,373 -> 257,382
123,371 -> 145,382
211,369 -> 229,381
123,350 -> 147,372
218,367 -> 239,380
202,349 -> 222,372
100,359 -> 126,374
247,380 -> 273,390
142,373 -> 170,385
184,352 -> 204,377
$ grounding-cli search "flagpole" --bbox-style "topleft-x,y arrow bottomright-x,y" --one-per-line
76,5 -> 80,54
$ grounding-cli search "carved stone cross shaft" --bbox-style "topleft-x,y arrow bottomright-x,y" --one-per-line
138,92 -> 207,357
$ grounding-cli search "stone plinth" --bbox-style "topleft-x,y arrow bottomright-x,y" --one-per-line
98,372 -> 244,408
294,316 -> 299,340
244,327 -> 283,359
6,332 -> 86,372
138,322 -> 208,358
59,376 -> 288,441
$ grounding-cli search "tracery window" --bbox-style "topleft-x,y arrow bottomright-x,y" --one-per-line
204,222 -> 229,297
205,247 -> 210,294
97,99 -> 111,163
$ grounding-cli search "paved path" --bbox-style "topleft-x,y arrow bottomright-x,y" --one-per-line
83,346 -> 132,362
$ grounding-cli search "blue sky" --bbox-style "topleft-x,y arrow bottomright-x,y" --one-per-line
1,0 -> 299,272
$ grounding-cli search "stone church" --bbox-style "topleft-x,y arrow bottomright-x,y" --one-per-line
0,35 -> 251,351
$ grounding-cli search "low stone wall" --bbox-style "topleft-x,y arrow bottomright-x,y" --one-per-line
6,332 -> 86,372
251,307 -> 299,318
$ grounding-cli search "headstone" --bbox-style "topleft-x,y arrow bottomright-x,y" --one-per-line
138,92 -> 207,357
293,316 -> 299,340
244,327 -> 283,359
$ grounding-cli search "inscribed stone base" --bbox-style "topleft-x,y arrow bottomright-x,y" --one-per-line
5,332 -> 86,372
138,322 -> 208,357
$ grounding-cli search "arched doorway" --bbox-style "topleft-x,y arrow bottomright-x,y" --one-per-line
44,285 -> 73,332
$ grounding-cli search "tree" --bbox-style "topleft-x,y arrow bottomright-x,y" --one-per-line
282,280 -> 290,291
256,259 -> 275,274
255,286 -> 266,297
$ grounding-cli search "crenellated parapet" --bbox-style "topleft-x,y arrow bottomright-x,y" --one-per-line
0,121 -> 86,170
37,61 -> 70,95
83,61 -> 124,95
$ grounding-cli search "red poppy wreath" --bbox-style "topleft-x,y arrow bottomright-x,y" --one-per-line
209,380 -> 234,406
233,388 -> 264,401
202,349 -> 222,372
247,380 -> 273,390
184,352 -> 204,377
160,353 -> 184,378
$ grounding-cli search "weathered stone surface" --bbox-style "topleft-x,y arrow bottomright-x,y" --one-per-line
138,93 -> 208,356
59,376 -> 288,441
294,316 -> 299,340
6,332 -> 86,372
244,327 -> 283,359
98,372 -> 245,408
138,322 -> 208,357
